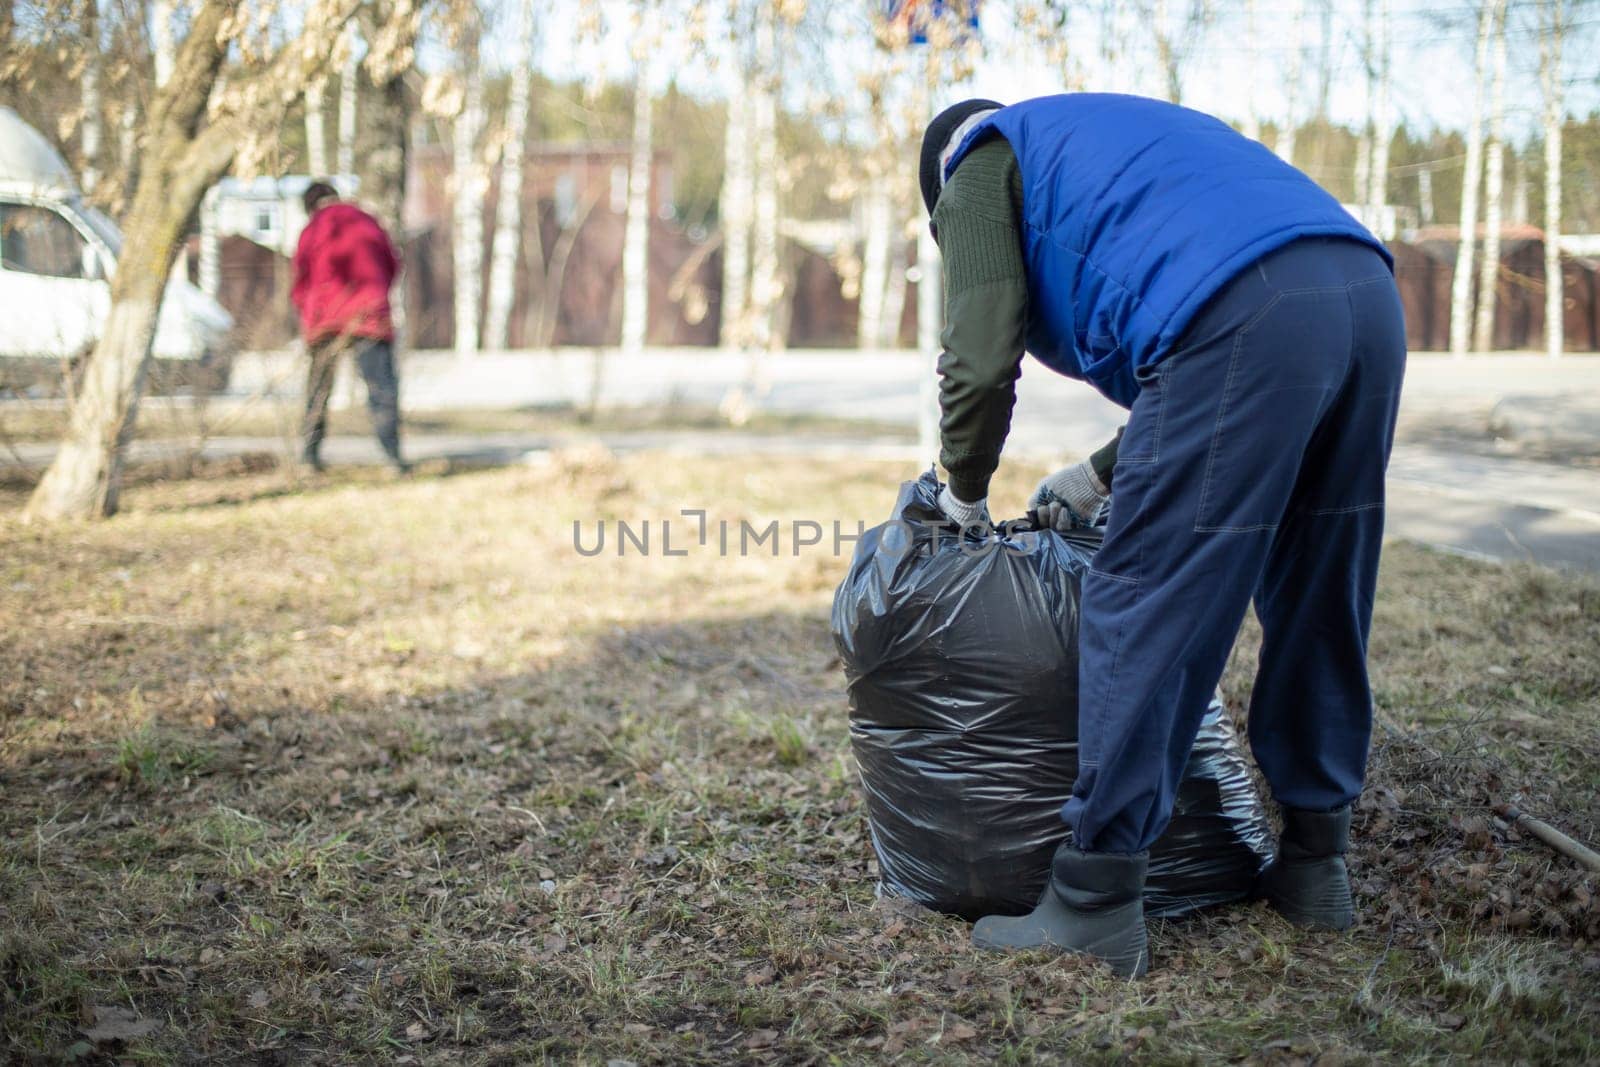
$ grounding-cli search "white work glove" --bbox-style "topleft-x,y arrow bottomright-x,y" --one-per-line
937,485 -> 992,531
1029,461 -> 1109,532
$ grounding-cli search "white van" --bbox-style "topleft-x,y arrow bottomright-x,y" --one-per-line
0,107 -> 234,393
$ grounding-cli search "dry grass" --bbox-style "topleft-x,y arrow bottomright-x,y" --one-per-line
1,453 -> 1596,1064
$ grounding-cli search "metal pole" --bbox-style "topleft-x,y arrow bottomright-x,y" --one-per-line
917,227 -> 941,468
916,66 -> 941,468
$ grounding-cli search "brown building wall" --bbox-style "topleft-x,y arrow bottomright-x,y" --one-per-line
404,143 -> 720,349
202,175 -> 1600,356
1394,229 -> 1600,352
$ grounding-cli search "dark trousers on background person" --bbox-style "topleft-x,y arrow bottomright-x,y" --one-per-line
1061,237 -> 1407,854
301,336 -> 403,468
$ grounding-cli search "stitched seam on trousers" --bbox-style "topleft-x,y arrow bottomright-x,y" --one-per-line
1342,275 -> 1362,387
1307,501 -> 1386,516
1298,274 -> 1377,520
1302,382 -> 1400,514
1086,620 -> 1130,773
1253,277 -> 1390,298
1086,566 -> 1142,586
1194,291 -> 1285,532
1167,274 -> 1385,377
1147,365 -> 1168,464
1194,274 -> 1390,534
1117,376 -> 1165,465
1145,272 -> 1380,377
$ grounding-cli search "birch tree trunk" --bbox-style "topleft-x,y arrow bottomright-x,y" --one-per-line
746,4 -> 779,355
151,0 -> 175,87
451,44 -> 485,356
1146,0 -> 1211,106
1241,0 -> 1260,140
1366,0 -> 1391,236
1354,134 -> 1371,214
1153,0 -> 1180,103
118,105 -> 138,205
719,67 -> 752,350
1473,1 -> 1507,353
199,184 -> 220,295
1275,0 -> 1304,165
305,79 -> 328,174
25,0 -> 238,520
857,183 -> 891,348
484,0 -> 533,352
619,14 -> 654,356
882,229 -> 910,349
1355,0 -> 1374,215
529,193 -> 597,348
1449,0 -> 1497,357
337,25 -> 357,175
1541,0 -> 1565,359
1315,0 -> 1333,119
80,0 -> 102,194
1509,160 -> 1528,226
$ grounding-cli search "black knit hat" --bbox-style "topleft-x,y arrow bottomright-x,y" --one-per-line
919,98 -> 1003,217
303,180 -> 339,215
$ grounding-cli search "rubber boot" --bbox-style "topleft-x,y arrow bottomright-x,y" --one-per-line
1261,806 -> 1354,930
971,846 -> 1149,978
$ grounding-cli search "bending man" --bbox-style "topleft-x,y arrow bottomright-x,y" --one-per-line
922,95 -> 1406,977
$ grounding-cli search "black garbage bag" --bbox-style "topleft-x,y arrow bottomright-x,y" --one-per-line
832,471 -> 1274,920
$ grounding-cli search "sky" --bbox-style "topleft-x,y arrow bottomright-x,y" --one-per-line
498,1 -> 1598,147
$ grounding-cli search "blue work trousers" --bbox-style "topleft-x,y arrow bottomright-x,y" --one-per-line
1062,237 -> 1407,853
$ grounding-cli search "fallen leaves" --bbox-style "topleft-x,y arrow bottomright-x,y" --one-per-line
80,1005 -> 160,1043
744,1028 -> 780,1049
939,1020 -> 979,1044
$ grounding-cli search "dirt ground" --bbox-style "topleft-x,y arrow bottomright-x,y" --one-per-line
2,453 -> 1597,1064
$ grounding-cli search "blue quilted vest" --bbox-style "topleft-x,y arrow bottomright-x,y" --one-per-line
945,94 -> 1391,408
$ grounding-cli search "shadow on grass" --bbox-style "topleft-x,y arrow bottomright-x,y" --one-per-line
4,597 -> 1598,1063
0,449 -> 559,518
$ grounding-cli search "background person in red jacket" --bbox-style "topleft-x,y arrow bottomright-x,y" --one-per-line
290,181 -> 407,473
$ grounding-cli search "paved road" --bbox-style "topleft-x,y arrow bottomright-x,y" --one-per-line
10,350 -> 1600,571
770,355 -> 1600,572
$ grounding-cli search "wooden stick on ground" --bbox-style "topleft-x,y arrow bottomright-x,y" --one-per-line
1494,803 -> 1600,873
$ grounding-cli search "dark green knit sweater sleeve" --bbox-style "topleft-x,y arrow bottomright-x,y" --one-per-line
931,136 -> 1029,504
1090,426 -> 1124,489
